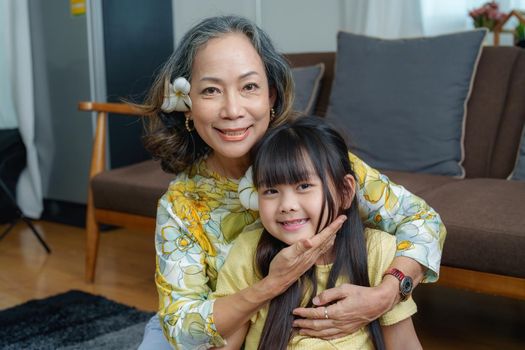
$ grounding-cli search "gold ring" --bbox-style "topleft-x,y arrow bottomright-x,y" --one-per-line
324,306 -> 329,319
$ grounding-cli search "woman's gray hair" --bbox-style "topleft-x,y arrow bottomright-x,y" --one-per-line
158,15 -> 294,118
143,15 -> 295,174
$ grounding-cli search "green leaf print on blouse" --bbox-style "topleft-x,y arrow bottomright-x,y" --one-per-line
221,210 -> 258,243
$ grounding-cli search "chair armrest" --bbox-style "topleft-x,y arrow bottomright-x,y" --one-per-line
78,101 -> 147,179
78,101 -> 143,116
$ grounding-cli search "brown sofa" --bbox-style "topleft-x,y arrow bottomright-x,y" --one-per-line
81,47 -> 525,300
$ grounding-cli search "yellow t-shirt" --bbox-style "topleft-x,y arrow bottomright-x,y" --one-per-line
212,228 -> 417,350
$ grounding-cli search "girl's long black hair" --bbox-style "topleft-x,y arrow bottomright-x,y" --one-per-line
251,116 -> 384,350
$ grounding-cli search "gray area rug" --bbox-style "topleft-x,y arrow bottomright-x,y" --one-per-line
0,290 -> 155,350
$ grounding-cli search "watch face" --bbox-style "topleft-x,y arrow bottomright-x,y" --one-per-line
400,276 -> 413,296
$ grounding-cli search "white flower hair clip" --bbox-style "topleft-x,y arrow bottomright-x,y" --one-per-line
161,77 -> 192,113
238,166 -> 258,211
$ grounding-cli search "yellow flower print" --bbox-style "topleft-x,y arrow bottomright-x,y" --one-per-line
422,211 -> 436,220
182,264 -> 208,287
397,240 -> 414,251
167,180 -> 224,256
206,315 -> 223,340
181,312 -> 207,338
177,236 -> 192,249
166,299 -> 186,317
156,267 -> 178,308
349,152 -> 367,184
161,226 -> 195,254
186,208 -> 216,256
349,152 -> 399,212
363,176 -> 399,212
168,180 -> 221,222
206,260 -> 218,290
220,210 -> 258,242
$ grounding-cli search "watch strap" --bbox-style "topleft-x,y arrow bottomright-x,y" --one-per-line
383,268 -> 412,301
383,267 -> 405,281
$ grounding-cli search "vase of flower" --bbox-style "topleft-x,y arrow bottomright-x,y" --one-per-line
469,1 -> 507,31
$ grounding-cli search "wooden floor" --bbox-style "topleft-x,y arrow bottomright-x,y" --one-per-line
0,220 -> 157,312
1,220 -> 524,349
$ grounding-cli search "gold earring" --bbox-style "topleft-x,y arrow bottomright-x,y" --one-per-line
185,115 -> 194,132
270,108 -> 276,120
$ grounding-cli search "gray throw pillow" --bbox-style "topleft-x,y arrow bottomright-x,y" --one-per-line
327,30 -> 486,177
292,63 -> 325,115
509,126 -> 525,180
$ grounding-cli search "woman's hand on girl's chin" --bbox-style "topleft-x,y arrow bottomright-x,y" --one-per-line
263,215 -> 347,296
291,281 -> 398,339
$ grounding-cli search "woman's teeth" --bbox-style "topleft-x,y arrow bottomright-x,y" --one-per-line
220,129 -> 246,136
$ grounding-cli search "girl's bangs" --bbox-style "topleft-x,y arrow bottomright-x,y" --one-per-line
254,136 -> 313,188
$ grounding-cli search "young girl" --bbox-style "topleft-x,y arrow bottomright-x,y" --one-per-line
212,116 -> 422,350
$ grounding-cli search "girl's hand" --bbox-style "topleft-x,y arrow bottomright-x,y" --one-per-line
291,281 -> 398,339
265,215 -> 347,295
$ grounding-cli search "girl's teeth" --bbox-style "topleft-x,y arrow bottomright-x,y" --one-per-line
283,219 -> 306,225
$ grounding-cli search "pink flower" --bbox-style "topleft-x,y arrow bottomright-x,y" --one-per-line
469,1 -> 507,30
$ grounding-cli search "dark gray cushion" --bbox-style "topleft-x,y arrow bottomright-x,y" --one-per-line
291,63 -> 325,115
327,30 -> 486,177
510,126 -> 525,180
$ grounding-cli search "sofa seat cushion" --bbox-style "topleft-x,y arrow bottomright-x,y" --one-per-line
91,160 -> 173,217
420,179 -> 525,278
382,170 -> 460,196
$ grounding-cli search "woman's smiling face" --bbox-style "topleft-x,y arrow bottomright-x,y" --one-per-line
188,32 -> 275,167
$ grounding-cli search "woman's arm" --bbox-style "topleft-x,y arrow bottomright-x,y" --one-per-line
155,200 -> 224,349
210,324 -> 250,350
382,317 -> 422,350
346,152 -> 444,282
349,152 -> 446,282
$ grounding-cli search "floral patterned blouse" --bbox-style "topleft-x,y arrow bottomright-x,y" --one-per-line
155,153 -> 446,349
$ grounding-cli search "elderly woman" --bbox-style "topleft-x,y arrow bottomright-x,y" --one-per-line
138,15 -> 445,350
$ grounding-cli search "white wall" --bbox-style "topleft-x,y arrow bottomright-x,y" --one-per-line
173,0 -> 257,45
172,0 -> 345,52
261,0 -> 343,52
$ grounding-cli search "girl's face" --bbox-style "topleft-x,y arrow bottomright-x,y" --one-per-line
258,161 -> 329,246
188,32 -> 276,168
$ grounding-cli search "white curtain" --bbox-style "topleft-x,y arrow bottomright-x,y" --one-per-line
344,0 -> 424,38
0,6 -> 18,130
345,0 -> 525,39
0,0 -> 43,218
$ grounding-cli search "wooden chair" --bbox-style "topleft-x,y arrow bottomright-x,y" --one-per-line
79,102 -> 171,282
